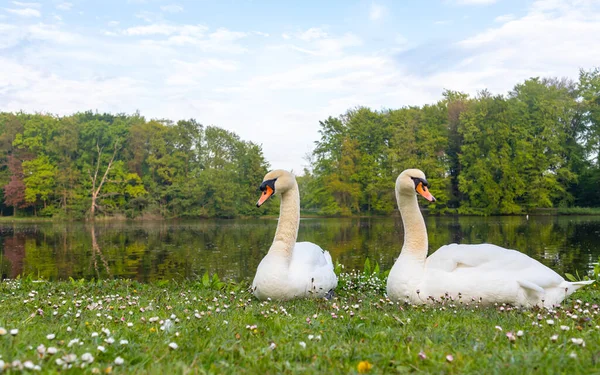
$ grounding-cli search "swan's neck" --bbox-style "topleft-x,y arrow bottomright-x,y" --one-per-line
270,184 -> 300,257
398,192 -> 428,263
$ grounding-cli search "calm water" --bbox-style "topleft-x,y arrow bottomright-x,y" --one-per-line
1,216 -> 600,282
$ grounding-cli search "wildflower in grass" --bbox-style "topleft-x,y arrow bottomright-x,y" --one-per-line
570,352 -> 577,358
127,323 -> 133,327
47,347 -> 58,355
506,332 -> 516,342
446,355 -> 454,362
546,319 -> 555,325
269,342 -> 276,350
169,342 -> 178,350
66,327 -> 72,332
98,345 -> 106,352
418,351 -> 426,360
560,325 -> 570,331
114,357 -> 124,366
37,344 -> 46,355
119,340 -> 129,345
10,329 -> 18,336
570,338 -> 585,346
91,332 -> 99,338
0,327 -> 6,336
81,353 -> 94,364
494,326 -> 502,331
23,361 -> 35,370
357,360 -> 372,373
550,334 -> 559,342
105,337 -> 115,344
517,330 -> 524,337
299,341 -> 306,349
47,334 -> 55,340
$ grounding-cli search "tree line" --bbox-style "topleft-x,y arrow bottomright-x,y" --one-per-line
300,68 -> 600,215
0,112 -> 274,218
1,68 -> 599,218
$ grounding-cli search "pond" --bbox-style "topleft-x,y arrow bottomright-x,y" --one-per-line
1,216 -> 600,282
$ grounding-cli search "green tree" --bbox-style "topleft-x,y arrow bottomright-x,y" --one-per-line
22,154 -> 57,213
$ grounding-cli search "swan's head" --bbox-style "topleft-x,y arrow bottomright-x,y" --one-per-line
395,168 -> 436,202
256,169 -> 296,207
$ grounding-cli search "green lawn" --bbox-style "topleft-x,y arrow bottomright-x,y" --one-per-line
1,271 -> 599,374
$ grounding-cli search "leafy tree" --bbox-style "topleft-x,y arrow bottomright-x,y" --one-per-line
22,154 -> 57,212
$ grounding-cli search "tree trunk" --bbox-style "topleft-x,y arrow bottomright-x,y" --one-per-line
89,141 -> 119,220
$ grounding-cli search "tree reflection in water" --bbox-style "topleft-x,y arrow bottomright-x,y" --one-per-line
0,216 -> 599,282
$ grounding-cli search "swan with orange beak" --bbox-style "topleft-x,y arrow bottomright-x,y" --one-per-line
252,169 -> 338,300
387,168 -> 593,307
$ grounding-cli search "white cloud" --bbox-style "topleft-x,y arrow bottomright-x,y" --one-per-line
134,11 -> 160,23
0,22 -> 80,49
494,14 -> 515,23
4,7 -> 41,17
12,1 -> 41,7
160,4 -> 183,13
122,24 -> 249,53
56,2 -> 72,11
297,27 -> 328,41
454,0 -> 497,4
281,28 -> 362,57
369,3 -> 386,21
123,24 -> 184,36
165,59 -> 239,85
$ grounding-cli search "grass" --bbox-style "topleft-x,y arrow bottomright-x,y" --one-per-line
1,271 -> 599,374
557,207 -> 600,215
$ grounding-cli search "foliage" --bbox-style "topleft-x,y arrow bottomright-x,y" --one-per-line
0,112 -> 272,218
306,69 -> 600,215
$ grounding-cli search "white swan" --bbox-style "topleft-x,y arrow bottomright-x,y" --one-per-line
387,168 -> 594,308
251,169 -> 338,300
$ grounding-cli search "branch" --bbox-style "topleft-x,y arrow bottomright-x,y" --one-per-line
94,140 -> 120,198
92,141 -> 104,191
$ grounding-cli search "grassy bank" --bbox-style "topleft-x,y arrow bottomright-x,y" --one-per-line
1,271 -> 599,374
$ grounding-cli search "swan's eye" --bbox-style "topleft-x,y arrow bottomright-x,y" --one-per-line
259,178 -> 277,192
411,177 -> 429,189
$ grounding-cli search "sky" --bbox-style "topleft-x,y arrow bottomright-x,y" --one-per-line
1,0 -> 600,174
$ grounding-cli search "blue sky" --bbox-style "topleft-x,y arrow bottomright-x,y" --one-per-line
1,0 -> 599,173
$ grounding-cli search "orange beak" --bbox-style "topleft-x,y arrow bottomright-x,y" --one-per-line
256,185 -> 274,207
416,182 -> 436,202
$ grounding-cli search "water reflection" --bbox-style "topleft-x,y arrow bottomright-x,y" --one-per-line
1,216 -> 599,282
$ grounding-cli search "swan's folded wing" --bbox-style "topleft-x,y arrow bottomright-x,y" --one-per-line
289,241 -> 337,294
425,243 -> 526,271
290,241 -> 332,268
426,243 -> 565,288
